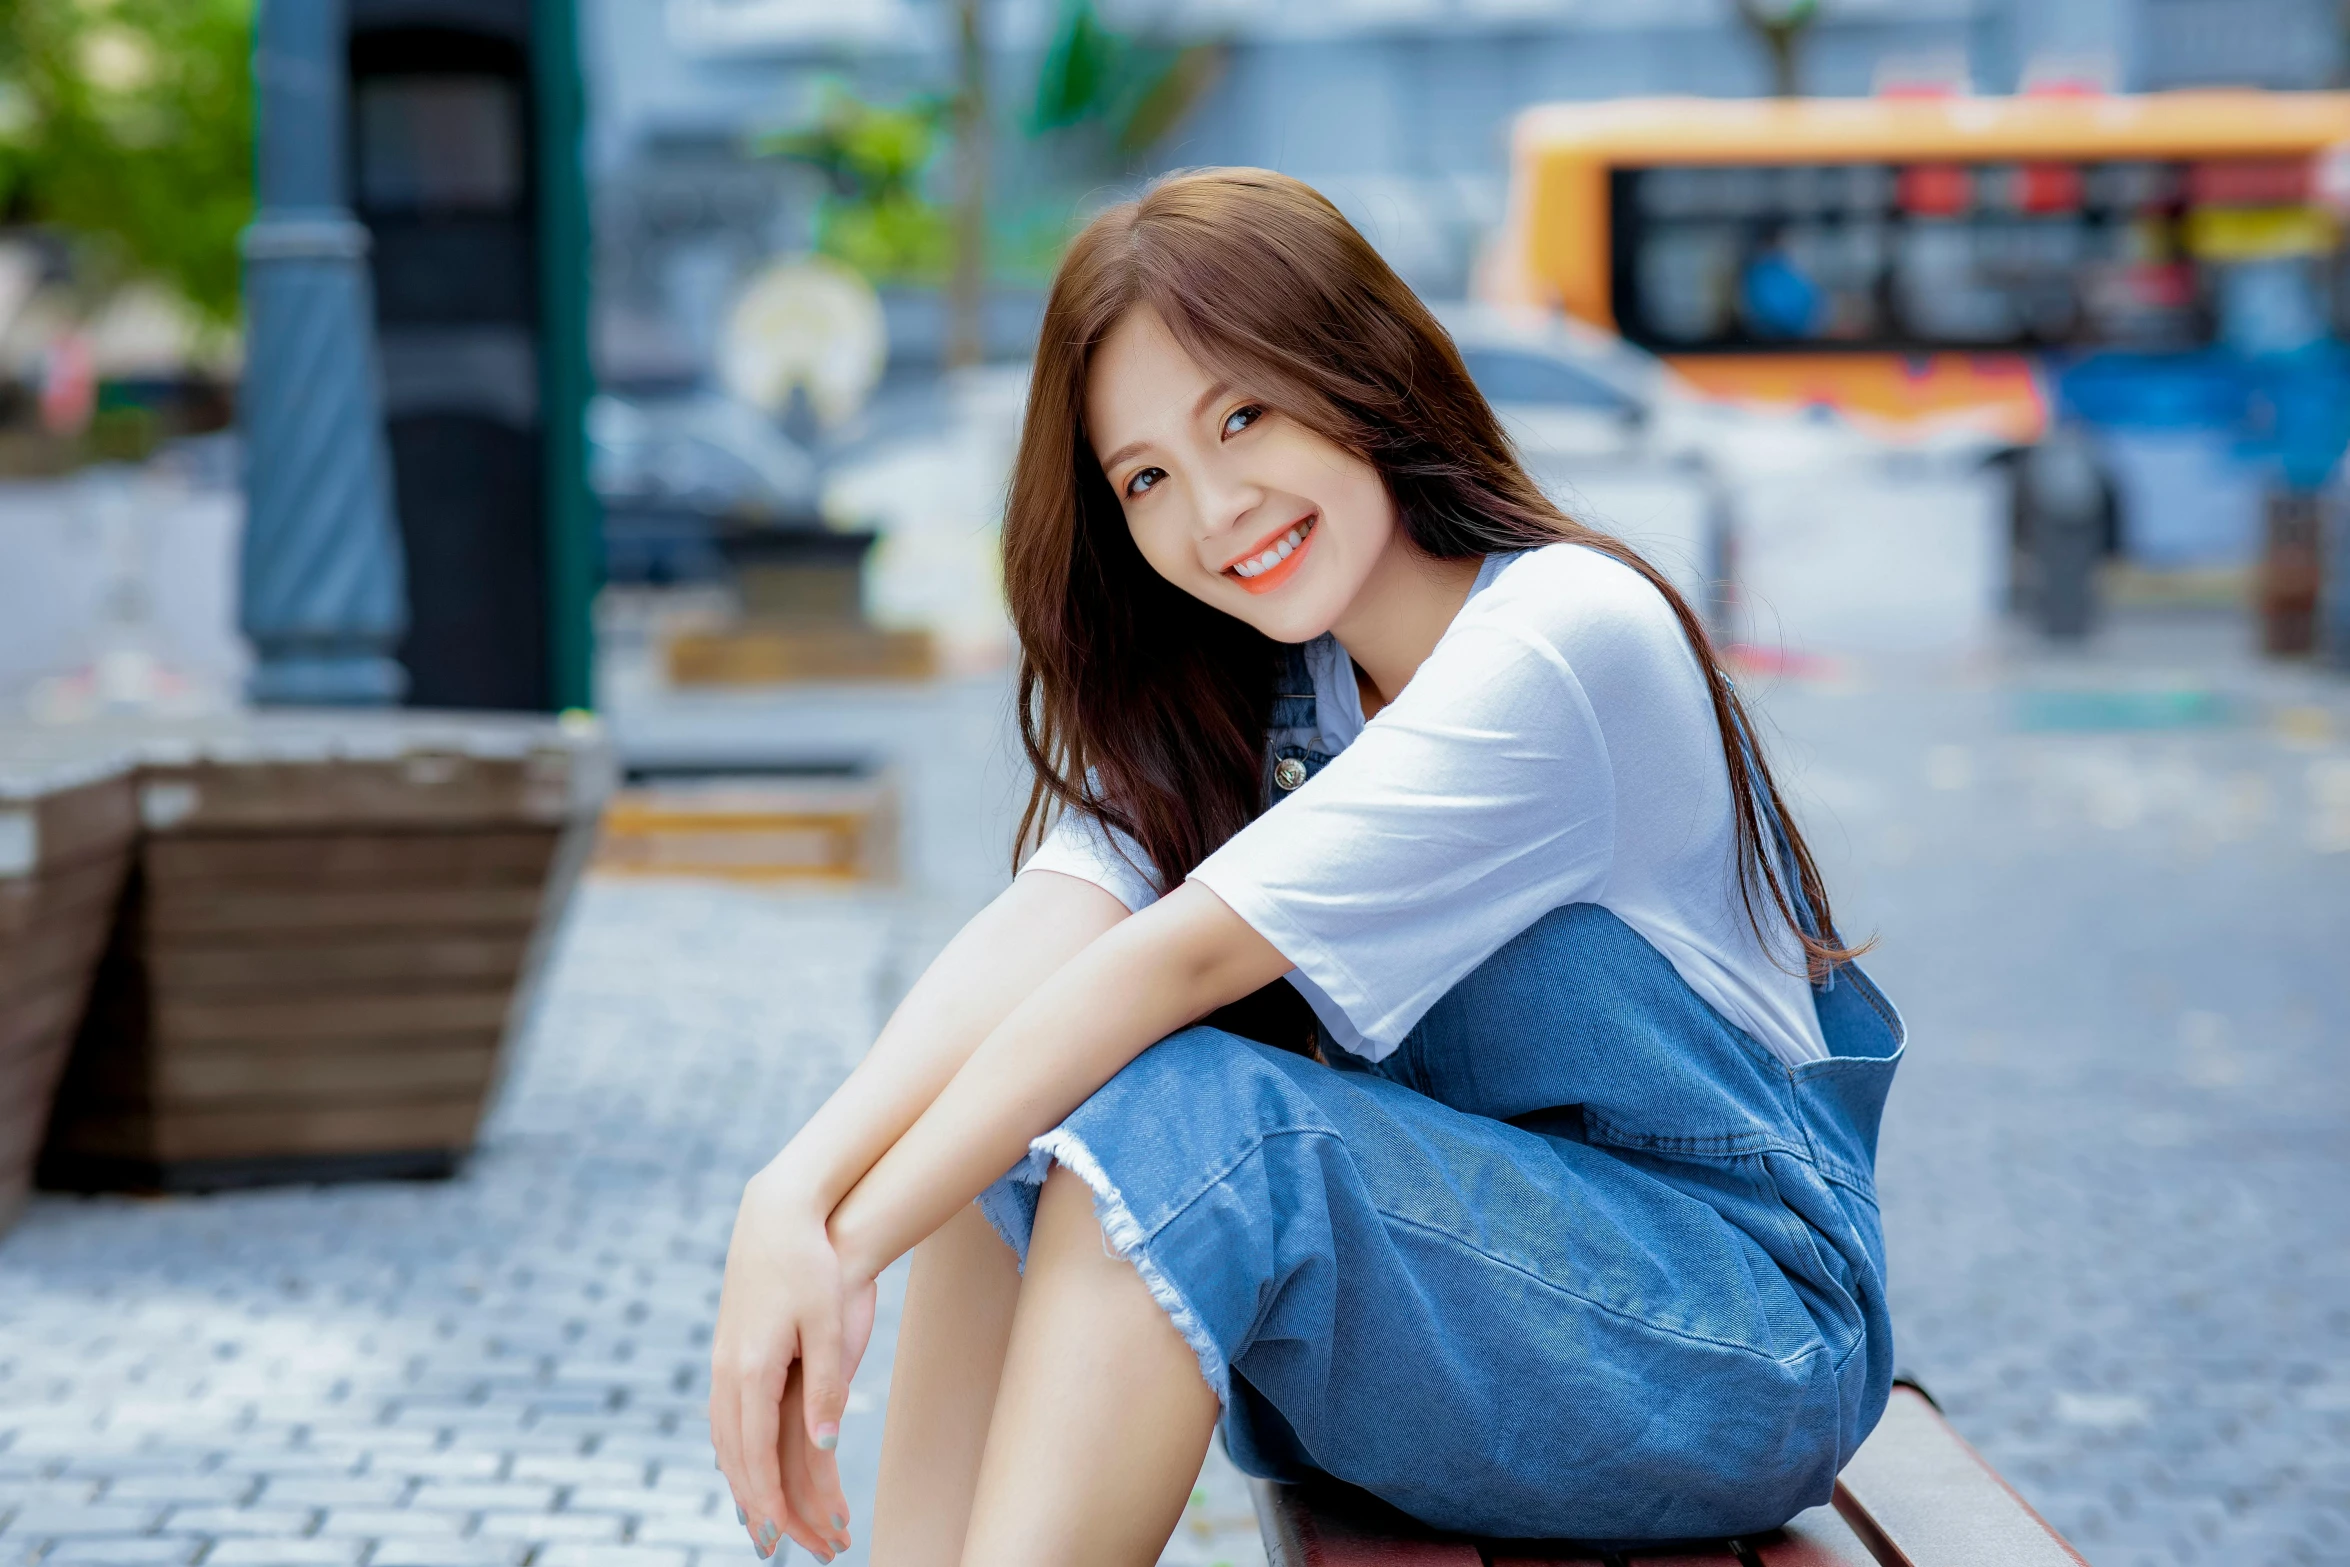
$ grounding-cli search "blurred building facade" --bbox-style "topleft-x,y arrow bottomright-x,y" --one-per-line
580,0 -> 2347,382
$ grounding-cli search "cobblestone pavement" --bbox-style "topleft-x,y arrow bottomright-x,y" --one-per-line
0,879 -> 1263,1567
5,609 -> 2346,1567
0,883 -> 897,1567
1761,614 -> 2350,1567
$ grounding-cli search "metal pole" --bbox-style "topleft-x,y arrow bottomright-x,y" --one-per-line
535,0 -> 599,713
238,0 -> 408,705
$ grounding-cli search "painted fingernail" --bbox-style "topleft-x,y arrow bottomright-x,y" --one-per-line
758,1519 -> 780,1548
813,1422 -> 839,1451
830,1513 -> 847,1530
734,1505 -> 746,1525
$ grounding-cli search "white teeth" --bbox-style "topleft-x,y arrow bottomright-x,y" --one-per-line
1231,520 -> 1312,579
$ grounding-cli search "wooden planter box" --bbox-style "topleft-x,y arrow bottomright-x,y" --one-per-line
0,759 -> 138,1230
26,711 -> 613,1194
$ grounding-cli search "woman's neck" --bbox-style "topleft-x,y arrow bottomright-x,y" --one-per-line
1328,541 -> 1483,717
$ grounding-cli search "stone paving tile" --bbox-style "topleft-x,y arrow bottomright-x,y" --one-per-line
199,1541 -> 367,1567
366,1545 -> 529,1567
532,1548 -> 691,1567
33,1538 -> 204,1566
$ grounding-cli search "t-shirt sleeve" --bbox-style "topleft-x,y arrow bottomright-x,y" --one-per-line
1021,804 -> 1162,913
1188,621 -> 1615,1053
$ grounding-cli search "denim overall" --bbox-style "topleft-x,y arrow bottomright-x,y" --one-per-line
981,647 -> 1904,1544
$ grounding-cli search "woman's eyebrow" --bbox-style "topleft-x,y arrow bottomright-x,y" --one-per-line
1098,436 -> 1151,473
1096,379 -> 1236,475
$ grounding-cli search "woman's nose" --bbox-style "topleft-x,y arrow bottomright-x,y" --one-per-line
1194,470 -> 1263,544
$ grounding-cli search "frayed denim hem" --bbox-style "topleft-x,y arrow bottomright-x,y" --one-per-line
971,1130 -> 1234,1407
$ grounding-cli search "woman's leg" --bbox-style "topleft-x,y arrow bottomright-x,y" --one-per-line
868,1204 -> 1023,1566
958,1164 -> 1220,1567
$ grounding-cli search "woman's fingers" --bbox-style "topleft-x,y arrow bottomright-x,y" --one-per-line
778,1363 -> 851,1561
706,1365 -> 747,1540
735,1352 -> 816,1560
798,1287 -> 849,1462
807,1277 -> 880,1535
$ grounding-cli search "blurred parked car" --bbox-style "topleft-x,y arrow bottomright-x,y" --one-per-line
1441,303 -> 2015,659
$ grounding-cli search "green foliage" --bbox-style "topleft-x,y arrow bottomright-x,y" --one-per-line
1029,0 -> 1224,157
758,84 -> 953,284
0,0 -> 255,325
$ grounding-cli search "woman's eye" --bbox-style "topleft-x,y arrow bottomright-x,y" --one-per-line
1124,467 -> 1165,498
1223,405 -> 1262,438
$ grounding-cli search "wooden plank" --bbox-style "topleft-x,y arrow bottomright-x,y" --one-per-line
145,1096 -> 485,1161
53,1095 -> 488,1164
153,989 -> 512,1047
56,1026 -> 504,1106
0,1043 -> 74,1174
1834,1386 -> 2089,1567
143,884 -> 548,938
0,985 -> 87,1068
153,1042 -> 497,1106
666,625 -> 936,686
0,772 -> 137,877
137,754 -> 580,834
1492,1550 -> 1731,1564
596,777 -> 896,884
1752,1505 -> 1883,1567
0,853 -> 130,939
0,1017 -> 76,1101
0,908 -> 113,1011
144,829 -> 560,888
145,933 -> 532,995
1250,1480 -> 1485,1567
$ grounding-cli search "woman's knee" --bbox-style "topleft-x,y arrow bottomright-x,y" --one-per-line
1078,1025 -> 1334,1142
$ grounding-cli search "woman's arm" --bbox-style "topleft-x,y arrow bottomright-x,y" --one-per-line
710,868 -> 1128,1559
762,867 -> 1131,1214
828,880 -> 1289,1290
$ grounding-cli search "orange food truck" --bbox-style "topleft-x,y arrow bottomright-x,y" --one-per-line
1495,91 -> 2350,593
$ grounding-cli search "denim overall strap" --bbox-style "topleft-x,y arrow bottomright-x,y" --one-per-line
1263,641 -> 1335,810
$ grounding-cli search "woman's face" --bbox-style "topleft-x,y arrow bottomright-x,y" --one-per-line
1087,305 -> 1401,644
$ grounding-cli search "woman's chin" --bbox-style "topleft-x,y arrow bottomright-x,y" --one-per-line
1218,577 -> 1343,644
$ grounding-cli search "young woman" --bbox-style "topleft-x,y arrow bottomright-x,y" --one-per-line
707,168 -> 1903,1566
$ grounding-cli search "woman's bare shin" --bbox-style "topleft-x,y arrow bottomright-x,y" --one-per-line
869,1204 -> 1022,1567
958,1165 -> 1220,1567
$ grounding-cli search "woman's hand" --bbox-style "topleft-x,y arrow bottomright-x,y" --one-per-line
710,1167 -> 878,1561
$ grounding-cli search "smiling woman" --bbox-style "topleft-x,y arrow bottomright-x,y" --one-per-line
705,168 -> 1898,1567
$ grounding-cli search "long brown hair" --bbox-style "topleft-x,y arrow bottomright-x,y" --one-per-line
1004,167 -> 1860,979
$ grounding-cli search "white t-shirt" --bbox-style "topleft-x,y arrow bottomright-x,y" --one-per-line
1020,545 -> 1829,1068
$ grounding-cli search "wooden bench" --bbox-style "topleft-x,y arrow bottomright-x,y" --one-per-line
1251,1382 -> 2087,1567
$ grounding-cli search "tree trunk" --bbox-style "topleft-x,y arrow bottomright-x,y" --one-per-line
946,0 -> 988,370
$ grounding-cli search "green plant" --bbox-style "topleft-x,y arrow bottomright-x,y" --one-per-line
0,0 -> 255,326
1029,0 -> 1224,158
758,84 -> 953,285
1731,0 -> 1820,98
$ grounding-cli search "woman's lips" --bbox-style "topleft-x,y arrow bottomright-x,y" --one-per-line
1225,515 -> 1316,596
